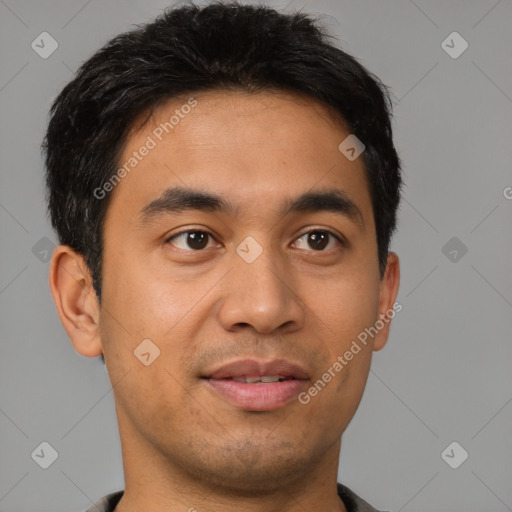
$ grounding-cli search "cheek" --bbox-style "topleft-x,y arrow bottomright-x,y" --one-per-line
102,251 -> 188,336
312,273 -> 381,349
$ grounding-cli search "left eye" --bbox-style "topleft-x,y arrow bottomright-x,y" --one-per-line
293,230 -> 343,252
166,230 -> 218,251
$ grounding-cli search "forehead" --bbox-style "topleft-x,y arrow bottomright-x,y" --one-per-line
104,89 -> 373,229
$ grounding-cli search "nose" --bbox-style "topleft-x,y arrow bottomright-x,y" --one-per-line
217,244 -> 305,335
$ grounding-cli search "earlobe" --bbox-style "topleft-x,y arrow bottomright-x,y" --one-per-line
373,252 -> 400,352
48,245 -> 103,358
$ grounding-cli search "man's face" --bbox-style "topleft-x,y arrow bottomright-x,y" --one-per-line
97,90 -> 396,490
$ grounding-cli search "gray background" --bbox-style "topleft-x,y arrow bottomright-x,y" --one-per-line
1,0 -> 511,511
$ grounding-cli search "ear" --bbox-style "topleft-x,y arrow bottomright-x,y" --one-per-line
373,251 -> 400,352
48,245 -> 103,358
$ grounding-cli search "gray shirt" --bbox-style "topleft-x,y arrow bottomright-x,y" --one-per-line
84,483 -> 387,512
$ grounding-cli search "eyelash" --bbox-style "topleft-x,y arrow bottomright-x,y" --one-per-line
164,228 -> 346,252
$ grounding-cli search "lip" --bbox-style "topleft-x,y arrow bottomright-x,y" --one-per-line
204,358 -> 310,380
202,358 -> 309,411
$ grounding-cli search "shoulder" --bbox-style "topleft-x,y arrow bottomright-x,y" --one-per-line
337,482 -> 390,512
83,490 -> 124,512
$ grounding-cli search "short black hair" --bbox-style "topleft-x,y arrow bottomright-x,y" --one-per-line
43,0 -> 402,307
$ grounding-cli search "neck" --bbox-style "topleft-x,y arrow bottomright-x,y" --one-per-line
113,407 -> 347,512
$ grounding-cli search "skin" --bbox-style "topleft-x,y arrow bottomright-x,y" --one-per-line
49,89 -> 400,512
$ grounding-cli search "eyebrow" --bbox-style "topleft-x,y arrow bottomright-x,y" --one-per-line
136,186 -> 365,229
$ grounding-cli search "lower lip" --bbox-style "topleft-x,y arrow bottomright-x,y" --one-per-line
204,378 -> 307,411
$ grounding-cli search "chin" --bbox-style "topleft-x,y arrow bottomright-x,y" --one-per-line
177,441 -> 314,496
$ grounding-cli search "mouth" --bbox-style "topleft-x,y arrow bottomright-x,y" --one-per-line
201,359 -> 310,411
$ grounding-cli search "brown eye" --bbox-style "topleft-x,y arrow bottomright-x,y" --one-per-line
294,230 -> 343,252
166,230 -> 215,251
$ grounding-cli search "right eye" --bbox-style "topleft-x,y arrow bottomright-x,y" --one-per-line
165,230 -> 219,251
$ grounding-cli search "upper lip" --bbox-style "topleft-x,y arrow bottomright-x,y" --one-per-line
204,358 -> 310,380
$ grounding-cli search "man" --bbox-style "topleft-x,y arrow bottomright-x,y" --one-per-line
44,2 -> 401,511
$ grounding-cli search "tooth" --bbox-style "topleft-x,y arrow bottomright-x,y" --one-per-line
232,375 -> 287,383
259,375 -> 281,382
